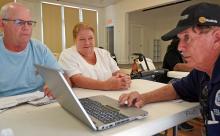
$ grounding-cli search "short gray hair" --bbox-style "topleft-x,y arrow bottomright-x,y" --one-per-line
0,3 -> 11,19
0,2 -> 28,19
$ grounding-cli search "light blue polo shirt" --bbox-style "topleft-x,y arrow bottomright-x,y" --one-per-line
0,37 -> 60,97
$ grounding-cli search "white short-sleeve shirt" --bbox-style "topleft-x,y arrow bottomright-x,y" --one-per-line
59,47 -> 119,81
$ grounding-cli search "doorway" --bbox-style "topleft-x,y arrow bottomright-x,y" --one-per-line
106,26 -> 114,55
129,24 -> 144,55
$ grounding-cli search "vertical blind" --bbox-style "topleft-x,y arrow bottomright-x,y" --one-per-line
82,9 -> 97,43
42,3 -> 62,54
64,7 -> 79,48
42,3 -> 98,54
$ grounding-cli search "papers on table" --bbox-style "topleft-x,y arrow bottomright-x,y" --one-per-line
167,71 -> 189,79
0,109 -> 7,113
28,96 -> 56,106
171,99 -> 184,103
0,128 -> 14,136
0,91 -> 56,110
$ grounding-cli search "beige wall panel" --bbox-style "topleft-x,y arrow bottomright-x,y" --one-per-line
42,3 -> 62,53
64,7 -> 79,48
82,9 -> 97,45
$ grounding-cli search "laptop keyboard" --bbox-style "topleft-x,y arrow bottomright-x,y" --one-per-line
80,98 -> 128,124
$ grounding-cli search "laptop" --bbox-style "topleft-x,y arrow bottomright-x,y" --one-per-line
35,64 -> 148,131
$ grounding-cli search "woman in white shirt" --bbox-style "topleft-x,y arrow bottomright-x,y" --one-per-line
59,23 -> 131,90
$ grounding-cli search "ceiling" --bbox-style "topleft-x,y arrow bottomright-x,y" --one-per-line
56,0 -> 121,8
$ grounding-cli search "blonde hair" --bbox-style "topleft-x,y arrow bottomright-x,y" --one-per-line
72,23 -> 95,43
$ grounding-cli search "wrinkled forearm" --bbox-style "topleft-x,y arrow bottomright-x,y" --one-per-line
70,74 -> 108,90
141,84 -> 179,104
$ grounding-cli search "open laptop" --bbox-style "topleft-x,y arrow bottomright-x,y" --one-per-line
35,64 -> 148,131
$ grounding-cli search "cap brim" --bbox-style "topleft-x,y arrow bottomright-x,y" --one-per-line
161,26 -> 191,41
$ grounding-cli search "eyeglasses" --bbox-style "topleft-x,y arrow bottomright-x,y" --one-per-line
2,19 -> 37,27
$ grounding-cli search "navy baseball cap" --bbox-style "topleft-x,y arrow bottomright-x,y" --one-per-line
161,2 -> 220,41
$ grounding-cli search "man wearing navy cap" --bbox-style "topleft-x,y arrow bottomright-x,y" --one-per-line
119,2 -> 220,135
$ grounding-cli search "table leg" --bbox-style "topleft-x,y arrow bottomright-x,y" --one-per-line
173,126 -> 178,136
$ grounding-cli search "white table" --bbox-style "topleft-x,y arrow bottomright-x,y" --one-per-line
167,71 -> 189,79
0,79 -> 200,136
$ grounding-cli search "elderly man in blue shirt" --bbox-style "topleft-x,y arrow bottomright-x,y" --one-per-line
0,2 -> 60,97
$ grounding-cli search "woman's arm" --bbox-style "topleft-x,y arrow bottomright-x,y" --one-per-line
70,74 -> 130,91
173,63 -> 193,72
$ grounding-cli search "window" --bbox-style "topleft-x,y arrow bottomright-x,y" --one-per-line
64,7 -> 79,48
82,9 -> 97,42
42,3 -> 62,54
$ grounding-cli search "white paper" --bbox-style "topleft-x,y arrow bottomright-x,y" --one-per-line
0,128 -> 14,136
171,99 -> 184,103
0,91 -> 44,110
28,96 -> 56,106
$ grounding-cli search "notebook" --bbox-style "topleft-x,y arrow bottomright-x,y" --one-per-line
35,64 -> 148,131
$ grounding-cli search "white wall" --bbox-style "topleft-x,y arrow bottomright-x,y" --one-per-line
104,0 -> 178,64
105,0 -> 220,64
128,0 -> 220,63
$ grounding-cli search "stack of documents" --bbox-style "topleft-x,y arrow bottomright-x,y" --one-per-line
0,91 -> 56,110
28,96 -> 56,106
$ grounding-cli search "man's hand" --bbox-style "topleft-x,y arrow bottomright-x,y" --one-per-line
43,85 -> 55,99
119,91 -> 144,108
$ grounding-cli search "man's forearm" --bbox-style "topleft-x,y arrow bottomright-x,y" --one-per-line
173,63 -> 193,72
141,84 -> 179,104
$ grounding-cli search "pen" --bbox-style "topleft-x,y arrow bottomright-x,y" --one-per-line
207,111 -> 219,125
211,111 -> 216,121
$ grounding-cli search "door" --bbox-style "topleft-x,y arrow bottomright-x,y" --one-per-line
130,24 -> 144,54
106,26 -> 114,55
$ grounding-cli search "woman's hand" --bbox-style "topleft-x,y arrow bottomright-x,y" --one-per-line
104,74 -> 131,90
